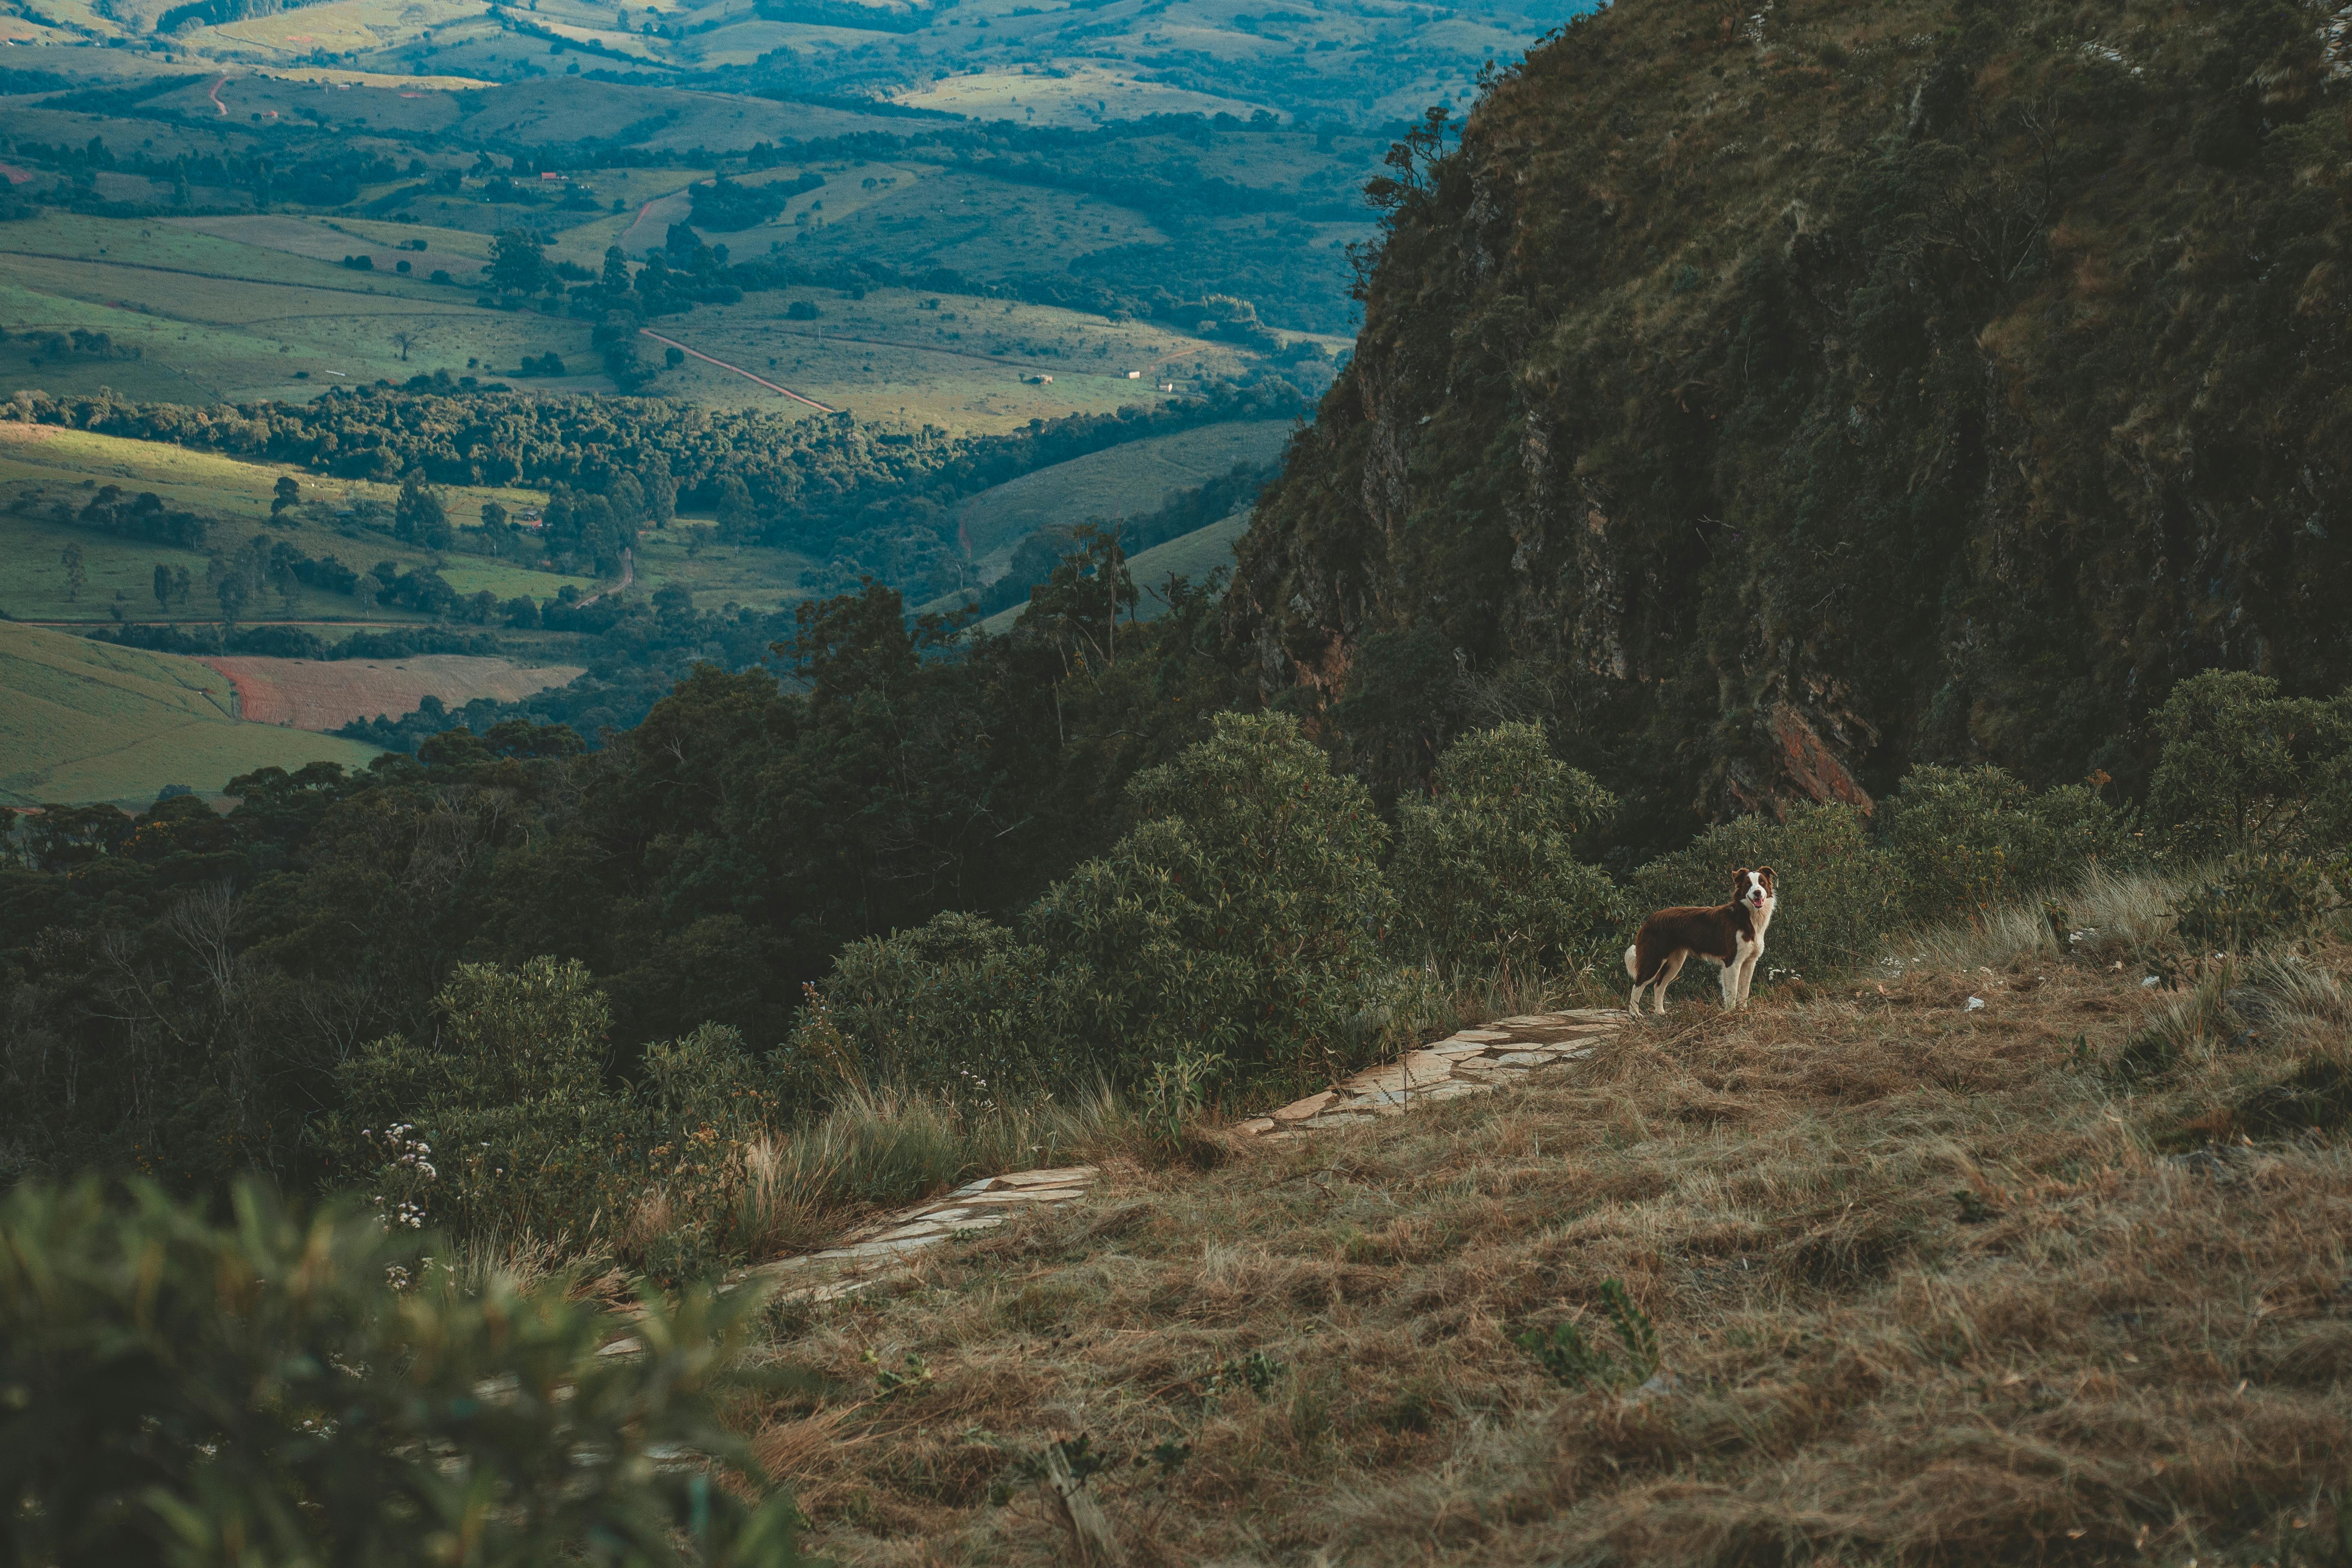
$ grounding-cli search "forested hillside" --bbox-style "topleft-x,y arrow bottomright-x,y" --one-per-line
1229,0 -> 2352,854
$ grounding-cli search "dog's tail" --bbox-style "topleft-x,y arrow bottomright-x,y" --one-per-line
1623,943 -> 1640,979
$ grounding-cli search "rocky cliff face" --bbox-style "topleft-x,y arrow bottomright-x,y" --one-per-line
1226,0 -> 2352,851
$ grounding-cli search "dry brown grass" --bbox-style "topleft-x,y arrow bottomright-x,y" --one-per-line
734,937 -> 2352,1566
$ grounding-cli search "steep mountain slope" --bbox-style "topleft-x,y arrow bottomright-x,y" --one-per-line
1227,0 -> 2352,848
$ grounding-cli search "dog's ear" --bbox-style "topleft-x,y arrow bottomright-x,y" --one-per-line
1757,866 -> 1776,886
1731,866 -> 1750,891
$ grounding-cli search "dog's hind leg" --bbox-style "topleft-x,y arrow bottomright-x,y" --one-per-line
1652,950 -> 1687,1015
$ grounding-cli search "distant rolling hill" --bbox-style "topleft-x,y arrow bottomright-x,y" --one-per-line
0,623 -> 382,807
952,421 -> 1290,567
971,508 -> 1249,636
1127,509 -> 1249,621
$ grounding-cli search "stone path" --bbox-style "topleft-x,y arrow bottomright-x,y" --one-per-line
1234,1009 -> 1626,1138
737,1010 -> 1626,1306
751,1165 -> 1102,1304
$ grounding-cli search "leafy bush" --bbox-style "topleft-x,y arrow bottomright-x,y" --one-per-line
334,959 -> 780,1275
786,711 -> 1436,1167
2148,672 -> 2352,858
1390,722 -> 1622,982
785,911 -> 1085,1104
1022,712 -> 1411,1094
2173,855 -> 2346,953
1882,764 -> 2137,914
0,1178 -> 811,1567
1630,803 -> 1901,982
335,957 -> 636,1245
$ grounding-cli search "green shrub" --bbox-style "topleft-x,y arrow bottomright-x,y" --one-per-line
334,957 -> 638,1247
2148,671 -> 2352,858
0,1177 -> 811,1567
1630,803 -> 1901,982
784,911 -> 1086,1105
2173,855 -> 2346,953
1389,722 -> 1624,982
333,959 -> 780,1275
1883,764 -> 2137,915
1022,712 -> 1412,1094
794,715 -> 1417,1102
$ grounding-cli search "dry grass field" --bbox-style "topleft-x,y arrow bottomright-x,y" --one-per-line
0,622 -> 382,805
199,651 -> 585,728
727,892 -> 2352,1565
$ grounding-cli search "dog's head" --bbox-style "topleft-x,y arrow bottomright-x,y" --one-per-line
1733,866 -> 1777,913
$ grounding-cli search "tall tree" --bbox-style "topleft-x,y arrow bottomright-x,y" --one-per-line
394,474 -> 452,550
489,229 -> 555,296
60,541 -> 85,602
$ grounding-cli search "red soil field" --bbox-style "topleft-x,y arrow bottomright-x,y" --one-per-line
199,655 -> 586,732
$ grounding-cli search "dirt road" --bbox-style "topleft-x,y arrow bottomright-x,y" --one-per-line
638,330 -> 837,411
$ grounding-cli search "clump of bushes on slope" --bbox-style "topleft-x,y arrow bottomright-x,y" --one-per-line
794,682 -> 2352,1136
793,712 -> 1417,1109
0,1176 -> 813,1567
328,957 -> 786,1284
1389,719 -> 1622,985
783,708 -> 2157,1122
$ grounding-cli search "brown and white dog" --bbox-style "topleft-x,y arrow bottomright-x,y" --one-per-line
1624,867 -> 1777,1016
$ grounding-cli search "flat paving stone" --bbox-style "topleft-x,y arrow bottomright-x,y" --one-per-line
1270,1089 -> 1336,1123
995,1166 -> 1099,1187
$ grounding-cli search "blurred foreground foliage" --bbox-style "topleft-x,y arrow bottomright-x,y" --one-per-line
0,1177 -> 813,1568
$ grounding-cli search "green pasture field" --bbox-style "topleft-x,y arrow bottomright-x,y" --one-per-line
891,65 -> 1264,127
0,508 -> 592,626
0,423 -> 586,624
748,163 -> 1172,277
1125,507 -> 1249,619
193,0 -> 487,65
0,213 -> 1282,424
0,215 -> 608,399
952,417 -> 1291,561
568,178 -> 708,267
0,103 -> 233,167
0,422 -> 544,530
0,213 -> 452,296
653,287 -> 1255,432
169,214 -> 497,275
0,620 -> 384,807
965,510 -> 1247,635
630,520 -> 814,610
